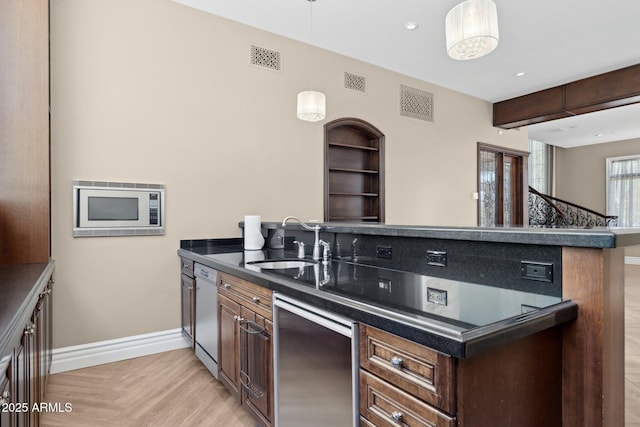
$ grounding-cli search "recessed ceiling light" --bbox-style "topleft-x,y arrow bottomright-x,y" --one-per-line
404,21 -> 419,30
514,72 -> 526,77
595,133 -> 604,137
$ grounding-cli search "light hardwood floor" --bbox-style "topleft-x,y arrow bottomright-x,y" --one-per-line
42,265 -> 640,426
40,348 -> 255,427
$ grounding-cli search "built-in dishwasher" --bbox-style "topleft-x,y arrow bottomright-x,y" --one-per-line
273,293 -> 359,427
193,263 -> 218,379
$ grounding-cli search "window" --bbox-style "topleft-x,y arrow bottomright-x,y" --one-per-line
528,139 -> 553,194
607,155 -> 640,227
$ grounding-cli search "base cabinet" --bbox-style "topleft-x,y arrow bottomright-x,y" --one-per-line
180,257 -> 195,348
218,272 -> 273,427
360,324 -> 563,427
1,276 -> 54,427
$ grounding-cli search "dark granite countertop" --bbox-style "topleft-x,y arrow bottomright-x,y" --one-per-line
0,260 -> 56,372
253,221 -> 640,248
178,240 -> 576,358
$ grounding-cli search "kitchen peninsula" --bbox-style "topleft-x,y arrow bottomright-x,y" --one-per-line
178,223 -> 638,427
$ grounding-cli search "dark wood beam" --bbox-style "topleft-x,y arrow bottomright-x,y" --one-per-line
493,63 -> 640,129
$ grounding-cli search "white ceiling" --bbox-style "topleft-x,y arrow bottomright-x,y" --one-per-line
172,0 -> 640,148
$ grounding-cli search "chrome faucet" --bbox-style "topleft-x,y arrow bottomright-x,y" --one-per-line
319,240 -> 331,264
282,216 -> 322,260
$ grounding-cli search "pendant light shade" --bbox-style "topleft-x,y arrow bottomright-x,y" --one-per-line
297,90 -> 326,122
296,0 -> 326,122
445,0 -> 499,60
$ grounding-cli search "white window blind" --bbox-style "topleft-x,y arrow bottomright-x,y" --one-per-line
607,155 -> 640,227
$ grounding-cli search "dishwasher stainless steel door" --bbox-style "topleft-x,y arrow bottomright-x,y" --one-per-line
273,293 -> 358,427
194,263 -> 218,379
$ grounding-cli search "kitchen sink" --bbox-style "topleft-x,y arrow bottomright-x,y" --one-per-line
247,259 -> 318,269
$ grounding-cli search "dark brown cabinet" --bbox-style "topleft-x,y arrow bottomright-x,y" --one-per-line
325,118 -> 385,223
360,323 -> 563,427
1,275 -> 54,427
0,0 -> 50,264
180,257 -> 195,348
218,273 -> 273,427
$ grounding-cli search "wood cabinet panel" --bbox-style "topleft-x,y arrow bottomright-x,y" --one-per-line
0,0 -> 50,264
180,273 -> 195,348
219,273 -> 272,321
218,293 -> 241,400
360,370 -> 455,427
240,308 -> 273,427
360,324 -> 455,414
218,273 -> 274,427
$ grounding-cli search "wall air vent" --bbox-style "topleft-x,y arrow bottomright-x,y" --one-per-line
344,72 -> 366,93
250,44 -> 282,72
400,85 -> 434,122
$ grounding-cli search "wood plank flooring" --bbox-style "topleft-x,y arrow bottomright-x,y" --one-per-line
42,265 -> 640,426
40,348 -> 255,427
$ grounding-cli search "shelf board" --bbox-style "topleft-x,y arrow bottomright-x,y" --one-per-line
328,167 -> 378,174
329,192 -> 378,197
328,216 -> 380,221
328,141 -> 379,152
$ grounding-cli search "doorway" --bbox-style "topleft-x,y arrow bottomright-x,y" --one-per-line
478,143 -> 529,226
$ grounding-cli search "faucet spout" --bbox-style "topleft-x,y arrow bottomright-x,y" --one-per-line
282,216 -> 321,260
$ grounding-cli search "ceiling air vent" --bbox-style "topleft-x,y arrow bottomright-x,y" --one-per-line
250,44 -> 282,72
344,72 -> 366,93
400,85 -> 434,122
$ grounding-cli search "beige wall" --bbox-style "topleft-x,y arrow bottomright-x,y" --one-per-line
49,0 -> 528,348
555,137 -> 640,213
555,137 -> 640,256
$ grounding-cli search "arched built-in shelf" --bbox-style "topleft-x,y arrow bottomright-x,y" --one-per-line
324,118 -> 385,223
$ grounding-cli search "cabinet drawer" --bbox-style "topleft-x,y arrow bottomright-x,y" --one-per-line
360,324 -> 455,414
360,370 -> 455,427
218,273 -> 273,320
180,257 -> 194,278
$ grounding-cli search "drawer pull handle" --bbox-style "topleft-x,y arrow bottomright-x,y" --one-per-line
390,356 -> 403,368
233,316 -> 245,323
391,411 -> 403,422
224,283 -> 231,289
252,296 -> 260,303
0,391 -> 9,404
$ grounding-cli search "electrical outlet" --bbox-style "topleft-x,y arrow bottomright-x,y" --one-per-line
377,278 -> 392,293
427,287 -> 448,306
427,250 -> 447,267
376,245 -> 392,259
521,261 -> 553,282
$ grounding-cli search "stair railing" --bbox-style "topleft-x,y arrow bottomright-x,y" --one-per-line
528,186 -> 618,227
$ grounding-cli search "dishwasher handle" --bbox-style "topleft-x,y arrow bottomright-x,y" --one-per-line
274,294 -> 354,338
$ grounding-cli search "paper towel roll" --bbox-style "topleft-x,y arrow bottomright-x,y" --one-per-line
244,215 -> 265,250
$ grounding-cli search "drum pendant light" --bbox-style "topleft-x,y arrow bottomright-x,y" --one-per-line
445,0 -> 499,60
297,0 -> 326,122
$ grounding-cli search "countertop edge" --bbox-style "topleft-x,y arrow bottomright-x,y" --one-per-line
245,221 -> 640,248
0,260 -> 56,373
178,248 -> 576,358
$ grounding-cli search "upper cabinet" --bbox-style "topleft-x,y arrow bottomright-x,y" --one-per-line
324,118 -> 385,223
0,0 -> 50,264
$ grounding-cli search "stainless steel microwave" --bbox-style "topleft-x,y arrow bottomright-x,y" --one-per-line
73,180 -> 165,237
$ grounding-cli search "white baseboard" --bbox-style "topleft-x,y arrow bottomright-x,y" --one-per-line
50,328 -> 190,374
626,256 -> 640,265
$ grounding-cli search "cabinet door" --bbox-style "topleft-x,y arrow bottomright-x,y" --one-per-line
1,366 -> 10,427
181,274 -> 195,347
39,280 -> 53,399
218,293 -> 241,400
28,309 -> 41,427
14,337 -> 28,426
240,308 -> 273,427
